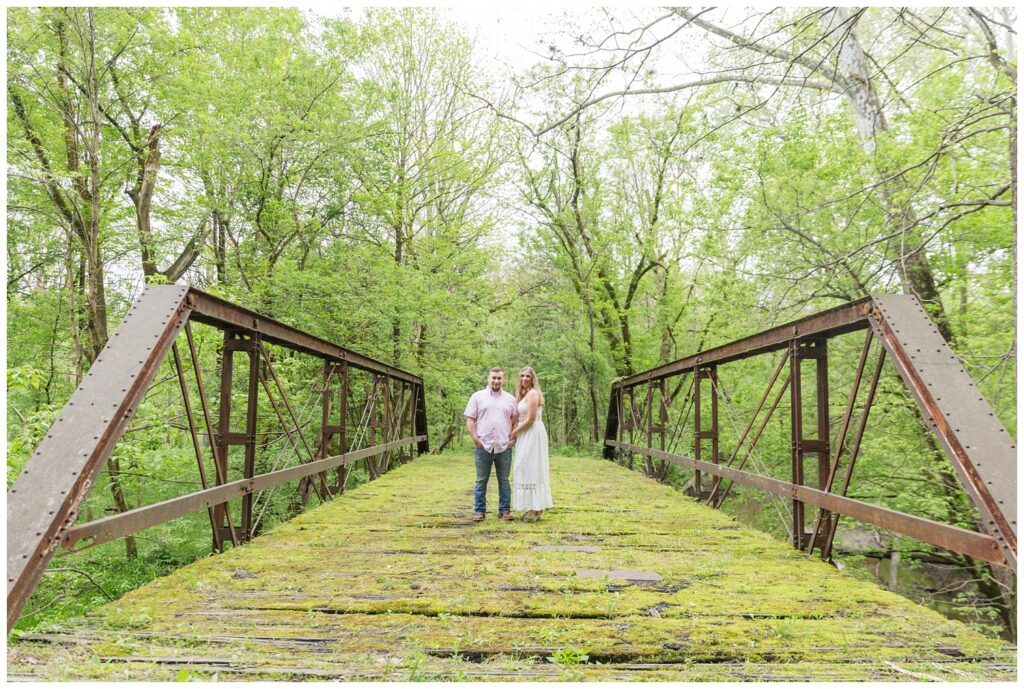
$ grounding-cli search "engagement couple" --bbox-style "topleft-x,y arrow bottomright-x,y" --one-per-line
464,366 -> 552,522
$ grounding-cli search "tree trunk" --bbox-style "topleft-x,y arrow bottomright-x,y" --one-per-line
392,224 -> 404,363
828,8 -> 954,341
214,210 -> 228,284
587,302 -> 599,443
67,240 -> 85,386
86,8 -> 133,558
126,123 -> 163,278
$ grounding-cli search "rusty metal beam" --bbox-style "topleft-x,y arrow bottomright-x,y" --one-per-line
413,382 -> 430,454
867,296 -> 1017,570
171,343 -> 221,552
8,286 -> 430,632
607,441 -> 1006,566
184,322 -> 239,548
6,285 -> 193,631
186,289 -> 420,384
60,436 -> 427,551
614,298 -> 871,390
607,294 -> 1016,572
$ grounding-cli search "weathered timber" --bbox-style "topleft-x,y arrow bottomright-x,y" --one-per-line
7,454 -> 1014,682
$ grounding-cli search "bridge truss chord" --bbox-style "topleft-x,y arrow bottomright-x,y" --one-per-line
604,294 -> 1016,572
6,285 -> 429,631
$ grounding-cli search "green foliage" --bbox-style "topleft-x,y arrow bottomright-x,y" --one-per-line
547,645 -> 590,667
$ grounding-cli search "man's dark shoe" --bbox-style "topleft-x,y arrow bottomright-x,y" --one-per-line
473,512 -> 485,522
499,512 -> 513,521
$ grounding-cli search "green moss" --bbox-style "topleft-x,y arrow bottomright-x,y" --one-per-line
8,454 -> 1015,681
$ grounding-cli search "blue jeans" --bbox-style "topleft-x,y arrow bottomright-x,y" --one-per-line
474,447 -> 512,514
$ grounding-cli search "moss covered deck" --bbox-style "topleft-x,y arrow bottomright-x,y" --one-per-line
7,454 -> 1016,681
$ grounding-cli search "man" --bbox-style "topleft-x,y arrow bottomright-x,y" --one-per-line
464,367 -> 518,522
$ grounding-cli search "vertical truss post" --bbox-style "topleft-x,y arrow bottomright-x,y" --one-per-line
171,343 -> 222,552
242,335 -> 260,539
626,387 -> 637,469
401,382 -> 413,463
792,339 -> 828,550
382,376 -> 392,473
367,376 -> 380,479
618,388 -> 626,463
217,332 -> 259,542
320,362 -> 332,483
336,363 -> 351,491
403,382 -> 411,464
813,340 -> 831,547
186,323 -> 238,549
693,366 -> 719,499
657,379 -> 669,480
710,366 -> 720,471
215,333 -> 235,544
645,381 -> 655,477
694,366 -> 702,496
395,382 -> 405,465
789,341 -> 805,549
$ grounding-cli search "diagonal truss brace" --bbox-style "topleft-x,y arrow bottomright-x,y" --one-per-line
6,285 -> 193,628
867,296 -> 1016,570
7,285 -> 431,632
605,294 -> 1016,571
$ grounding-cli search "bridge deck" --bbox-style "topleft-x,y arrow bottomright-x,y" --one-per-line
8,454 -> 1014,681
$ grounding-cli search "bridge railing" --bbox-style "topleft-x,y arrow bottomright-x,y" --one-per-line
7,285 -> 429,630
604,295 -> 1016,573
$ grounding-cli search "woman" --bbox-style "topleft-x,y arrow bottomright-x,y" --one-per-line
509,366 -> 553,521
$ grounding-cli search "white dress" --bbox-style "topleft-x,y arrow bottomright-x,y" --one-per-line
512,399 -> 553,511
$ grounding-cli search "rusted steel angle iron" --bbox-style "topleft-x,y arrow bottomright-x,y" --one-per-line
607,441 -> 1006,566
6,285 -> 193,630
867,295 -> 1017,570
7,285 -> 428,632
605,294 -> 1016,571
614,297 -> 872,389
61,435 -> 426,551
186,289 -> 420,384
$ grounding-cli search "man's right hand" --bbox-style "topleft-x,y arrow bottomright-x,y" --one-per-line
472,437 -> 483,448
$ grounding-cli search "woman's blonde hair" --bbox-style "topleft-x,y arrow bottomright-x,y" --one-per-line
516,366 -> 544,405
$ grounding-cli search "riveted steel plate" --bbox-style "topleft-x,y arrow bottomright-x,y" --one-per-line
6,285 -> 192,629
870,295 -> 1016,568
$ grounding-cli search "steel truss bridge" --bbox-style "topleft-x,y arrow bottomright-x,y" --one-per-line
6,288 -> 1016,635
604,295 -> 1016,570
